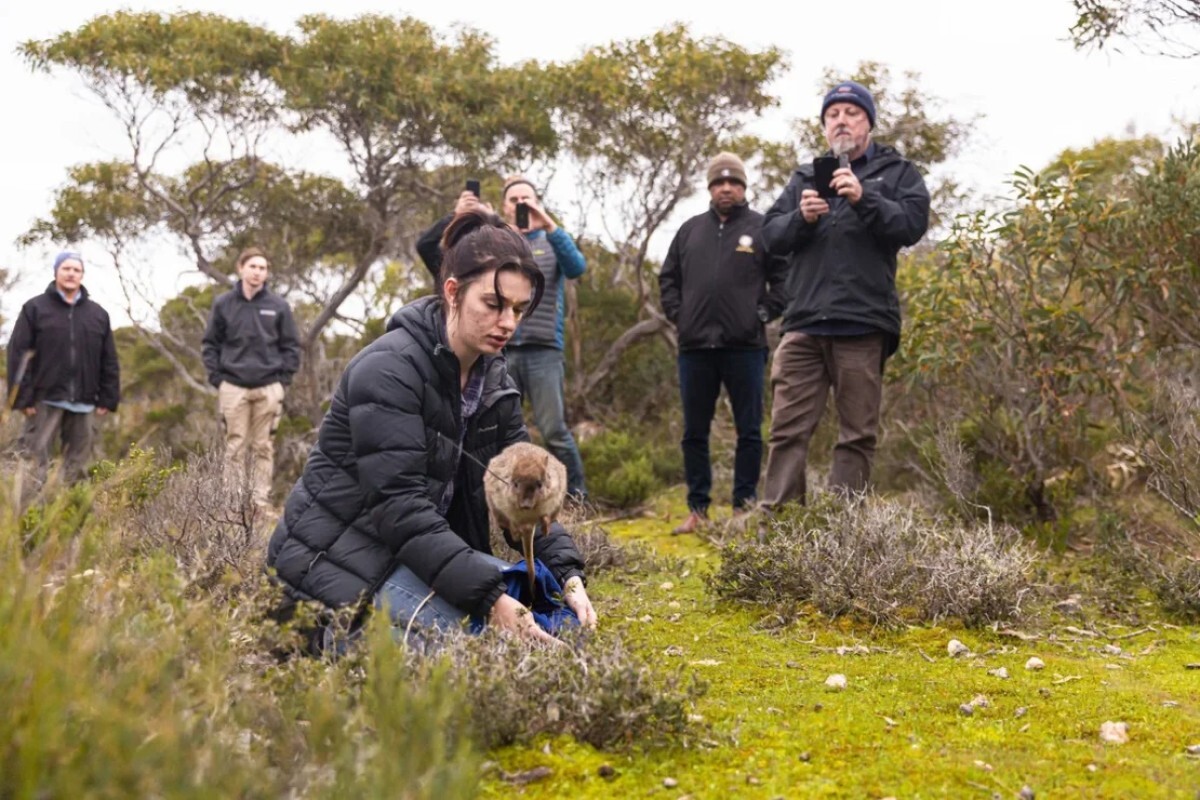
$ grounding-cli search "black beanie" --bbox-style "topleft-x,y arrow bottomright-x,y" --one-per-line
821,81 -> 876,129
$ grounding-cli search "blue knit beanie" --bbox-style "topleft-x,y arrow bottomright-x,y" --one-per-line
821,81 -> 876,129
53,251 -> 84,273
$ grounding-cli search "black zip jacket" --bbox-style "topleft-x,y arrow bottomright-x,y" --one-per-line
659,203 -> 789,350
266,296 -> 585,616
6,283 -> 119,411
202,282 -> 300,388
762,144 -> 930,356
416,213 -> 452,282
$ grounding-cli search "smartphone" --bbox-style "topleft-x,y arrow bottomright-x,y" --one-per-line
515,202 -> 530,229
465,178 -> 481,198
812,156 -> 839,199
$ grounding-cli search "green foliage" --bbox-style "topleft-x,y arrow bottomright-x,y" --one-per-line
580,430 -> 673,509
1070,0 -> 1200,56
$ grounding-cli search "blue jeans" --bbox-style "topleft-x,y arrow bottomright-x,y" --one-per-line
373,553 -> 513,638
506,345 -> 587,498
678,348 -> 767,513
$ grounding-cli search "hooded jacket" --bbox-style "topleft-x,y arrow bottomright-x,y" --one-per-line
6,283 -> 119,411
266,296 -> 585,616
202,282 -> 300,388
762,144 -> 930,356
658,203 -> 789,350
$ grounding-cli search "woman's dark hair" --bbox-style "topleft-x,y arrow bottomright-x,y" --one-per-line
439,209 -> 545,316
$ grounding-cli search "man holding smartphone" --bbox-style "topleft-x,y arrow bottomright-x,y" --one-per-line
760,80 -> 931,506
499,175 -> 589,501
415,183 -> 492,281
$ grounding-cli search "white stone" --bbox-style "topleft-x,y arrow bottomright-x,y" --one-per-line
947,639 -> 970,658
988,667 -> 1009,679
825,673 -> 848,690
1025,657 -> 1046,671
1099,721 -> 1129,744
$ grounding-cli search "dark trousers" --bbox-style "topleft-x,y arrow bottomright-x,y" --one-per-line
506,346 -> 587,498
678,348 -> 767,513
20,403 -> 95,484
762,332 -> 884,506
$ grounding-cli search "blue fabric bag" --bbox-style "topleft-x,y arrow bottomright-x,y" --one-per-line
470,558 -> 580,635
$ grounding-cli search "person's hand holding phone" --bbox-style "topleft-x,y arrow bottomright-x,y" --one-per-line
515,198 -> 556,234
454,190 -> 492,216
831,167 -> 863,205
799,189 -> 830,223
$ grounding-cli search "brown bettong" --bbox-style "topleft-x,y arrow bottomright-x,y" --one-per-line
483,442 -> 567,602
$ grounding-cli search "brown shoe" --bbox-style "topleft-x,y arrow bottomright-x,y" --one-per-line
672,510 -> 708,535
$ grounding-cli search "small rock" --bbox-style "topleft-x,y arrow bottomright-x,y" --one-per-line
1099,721 -> 1129,744
947,639 -> 970,658
1186,744 -> 1200,756
825,673 -> 848,691
659,581 -> 675,590
1054,595 -> 1082,615
1038,687 -> 1052,698
812,703 -> 824,712
1014,706 -> 1028,718
798,751 -> 811,762
598,764 -> 616,779
973,759 -> 993,771
1102,643 -> 1122,656
1086,763 -> 1098,772
663,777 -> 678,788
1019,786 -> 1035,800
970,694 -> 990,709
1025,657 -> 1045,671
639,614 -> 653,623
959,703 -> 975,716
668,600 -> 682,609
988,667 -> 1009,680
746,776 -> 761,785
785,661 -> 802,669
1163,700 -> 1180,708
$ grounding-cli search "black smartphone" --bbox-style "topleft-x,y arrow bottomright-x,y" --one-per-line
465,178 -> 481,198
813,156 -> 839,199
515,202 -> 530,229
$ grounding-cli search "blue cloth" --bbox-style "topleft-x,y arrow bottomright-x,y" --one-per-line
470,558 -> 580,635
44,400 -> 96,414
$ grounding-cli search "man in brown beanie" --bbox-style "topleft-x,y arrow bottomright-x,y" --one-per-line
658,152 -> 788,534
760,81 -> 930,506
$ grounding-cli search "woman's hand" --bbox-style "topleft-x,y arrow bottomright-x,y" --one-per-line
563,576 -> 597,629
488,593 -> 563,646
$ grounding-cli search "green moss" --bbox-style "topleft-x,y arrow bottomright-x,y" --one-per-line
481,487 -> 1200,798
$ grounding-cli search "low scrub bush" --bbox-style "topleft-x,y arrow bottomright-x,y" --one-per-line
708,493 -> 1037,626
581,429 -> 676,509
389,627 -> 706,750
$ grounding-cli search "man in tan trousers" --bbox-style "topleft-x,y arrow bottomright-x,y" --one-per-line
202,247 -> 300,509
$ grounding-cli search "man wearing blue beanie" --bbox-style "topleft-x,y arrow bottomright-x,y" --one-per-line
7,251 -> 120,486
760,81 -> 930,506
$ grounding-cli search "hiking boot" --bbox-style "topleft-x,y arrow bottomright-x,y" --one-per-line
672,510 -> 708,535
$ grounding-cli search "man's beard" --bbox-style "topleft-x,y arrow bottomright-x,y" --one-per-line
831,134 -> 856,157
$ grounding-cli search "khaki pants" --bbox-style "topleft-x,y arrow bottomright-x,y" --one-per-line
219,381 -> 284,507
762,332 -> 884,506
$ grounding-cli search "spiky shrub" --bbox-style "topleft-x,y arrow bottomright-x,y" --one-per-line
0,477 -> 481,799
708,493 -> 1037,626
395,628 -> 707,750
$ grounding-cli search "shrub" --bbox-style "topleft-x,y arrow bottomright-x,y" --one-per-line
708,493 -> 1037,627
580,429 -> 670,509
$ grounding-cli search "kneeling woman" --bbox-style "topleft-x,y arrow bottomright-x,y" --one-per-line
267,210 -> 597,645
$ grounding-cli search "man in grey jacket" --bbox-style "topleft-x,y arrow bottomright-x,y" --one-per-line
761,81 -> 930,505
202,247 -> 300,509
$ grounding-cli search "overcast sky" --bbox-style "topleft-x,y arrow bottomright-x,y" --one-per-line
2,0 -> 1197,332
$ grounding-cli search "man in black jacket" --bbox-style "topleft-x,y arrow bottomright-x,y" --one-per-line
202,247 -> 300,509
659,153 -> 789,534
7,251 -> 119,483
761,81 -> 930,505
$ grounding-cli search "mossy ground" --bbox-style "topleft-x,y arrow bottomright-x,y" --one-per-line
482,489 -> 1200,799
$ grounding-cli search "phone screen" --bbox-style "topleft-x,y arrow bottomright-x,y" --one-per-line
465,179 -> 481,198
515,203 -> 530,229
813,157 -> 839,199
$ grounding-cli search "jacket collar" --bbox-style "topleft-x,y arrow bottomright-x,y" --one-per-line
43,281 -> 89,306
708,201 -> 749,223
